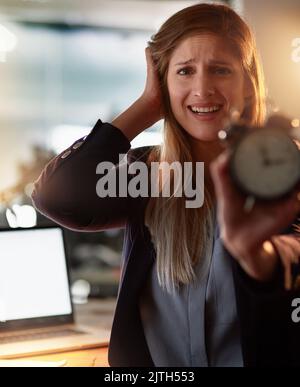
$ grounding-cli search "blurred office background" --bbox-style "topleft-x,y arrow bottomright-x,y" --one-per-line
0,0 -> 299,300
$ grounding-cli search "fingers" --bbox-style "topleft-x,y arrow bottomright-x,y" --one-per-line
145,47 -> 151,66
279,235 -> 300,258
145,47 -> 153,79
145,47 -> 157,75
142,47 -> 164,120
271,235 -> 300,290
272,236 -> 293,290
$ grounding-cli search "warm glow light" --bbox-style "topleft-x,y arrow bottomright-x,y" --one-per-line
6,205 -> 37,228
71,280 -> 91,305
292,119 -> 300,128
263,240 -> 275,255
5,208 -> 18,228
0,24 -> 17,62
292,38 -> 300,63
218,130 -> 227,140
24,182 -> 35,198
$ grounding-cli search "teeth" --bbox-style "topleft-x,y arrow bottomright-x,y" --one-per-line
190,105 -> 221,113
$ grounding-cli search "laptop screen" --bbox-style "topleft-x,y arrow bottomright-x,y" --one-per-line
0,227 -> 72,324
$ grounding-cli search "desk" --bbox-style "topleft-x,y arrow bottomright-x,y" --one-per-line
12,298 -> 116,367
19,347 -> 109,367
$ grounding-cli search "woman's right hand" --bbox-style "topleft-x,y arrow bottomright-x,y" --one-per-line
111,47 -> 164,141
140,47 -> 164,122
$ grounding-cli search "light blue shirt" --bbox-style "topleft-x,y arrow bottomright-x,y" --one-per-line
139,220 -> 244,367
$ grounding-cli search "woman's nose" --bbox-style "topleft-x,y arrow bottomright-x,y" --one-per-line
192,75 -> 216,98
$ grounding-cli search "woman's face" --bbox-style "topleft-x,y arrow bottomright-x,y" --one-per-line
167,34 -> 252,142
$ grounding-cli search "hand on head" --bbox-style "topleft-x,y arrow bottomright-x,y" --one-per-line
140,47 -> 164,122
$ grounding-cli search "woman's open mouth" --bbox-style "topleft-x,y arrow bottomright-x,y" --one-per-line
187,104 -> 223,121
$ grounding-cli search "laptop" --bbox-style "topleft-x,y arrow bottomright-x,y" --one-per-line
0,226 -> 111,359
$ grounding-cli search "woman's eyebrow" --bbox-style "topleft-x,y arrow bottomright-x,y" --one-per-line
175,58 -> 196,66
174,59 -> 233,66
209,60 -> 233,66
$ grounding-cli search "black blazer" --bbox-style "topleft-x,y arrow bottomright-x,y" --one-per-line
32,120 -> 300,367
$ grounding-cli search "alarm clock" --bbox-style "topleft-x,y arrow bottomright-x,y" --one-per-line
220,119 -> 300,200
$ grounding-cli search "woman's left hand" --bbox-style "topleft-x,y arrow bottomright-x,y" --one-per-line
210,151 -> 300,285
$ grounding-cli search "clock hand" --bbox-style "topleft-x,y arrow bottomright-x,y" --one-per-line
259,145 -> 270,166
259,145 -> 286,166
264,158 -> 286,167
269,158 -> 286,165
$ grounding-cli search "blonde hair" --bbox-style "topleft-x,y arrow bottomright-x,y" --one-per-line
144,3 -> 266,292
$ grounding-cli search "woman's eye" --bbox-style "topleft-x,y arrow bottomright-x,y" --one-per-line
177,67 -> 193,76
214,67 -> 232,75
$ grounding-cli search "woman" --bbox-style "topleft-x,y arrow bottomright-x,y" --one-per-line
32,3 -> 300,366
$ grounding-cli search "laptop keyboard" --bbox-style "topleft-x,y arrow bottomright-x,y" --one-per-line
0,329 -> 86,344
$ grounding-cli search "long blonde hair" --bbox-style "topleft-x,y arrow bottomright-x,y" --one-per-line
144,3 -> 266,292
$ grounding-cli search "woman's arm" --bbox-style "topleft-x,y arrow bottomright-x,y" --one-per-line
32,47 -> 163,232
31,120 -> 148,231
112,47 -> 163,141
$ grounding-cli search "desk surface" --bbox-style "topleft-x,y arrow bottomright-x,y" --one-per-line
20,347 -> 109,367
11,298 -> 116,367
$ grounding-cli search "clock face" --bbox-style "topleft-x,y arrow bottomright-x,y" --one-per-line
230,128 -> 300,199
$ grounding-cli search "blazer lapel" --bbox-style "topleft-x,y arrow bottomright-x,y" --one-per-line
108,220 -> 155,366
